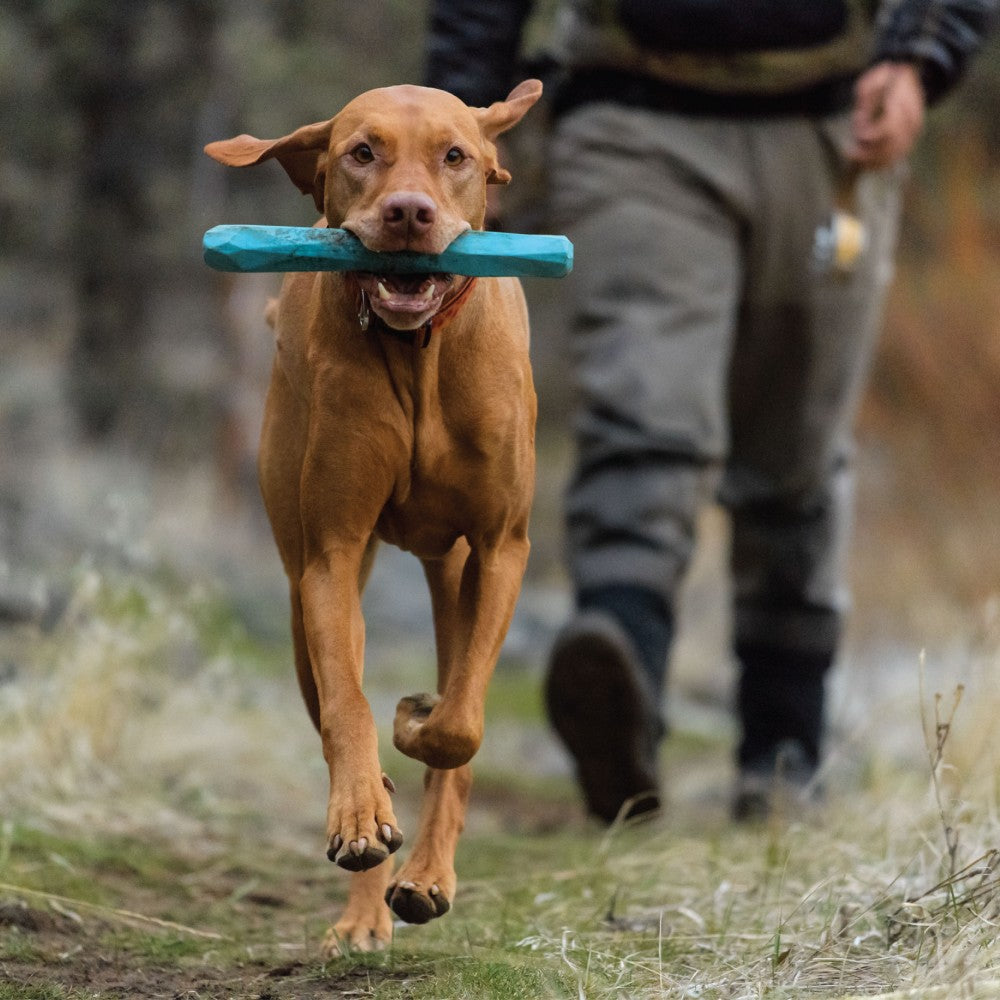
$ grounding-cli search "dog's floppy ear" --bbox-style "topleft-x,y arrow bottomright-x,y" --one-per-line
204,120 -> 333,212
473,79 -> 543,185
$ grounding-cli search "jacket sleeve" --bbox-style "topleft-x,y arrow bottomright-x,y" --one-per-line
875,0 -> 999,102
423,0 -> 535,106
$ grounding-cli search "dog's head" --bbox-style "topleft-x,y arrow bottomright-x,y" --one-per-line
205,81 -> 542,330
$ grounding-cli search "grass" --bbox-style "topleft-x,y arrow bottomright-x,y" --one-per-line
3,566 -> 1000,998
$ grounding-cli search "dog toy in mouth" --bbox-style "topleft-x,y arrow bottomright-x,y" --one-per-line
203,225 -> 573,279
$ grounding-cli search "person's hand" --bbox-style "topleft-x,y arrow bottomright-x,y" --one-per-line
850,61 -> 926,170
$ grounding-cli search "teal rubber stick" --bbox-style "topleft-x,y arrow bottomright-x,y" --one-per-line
203,225 -> 573,279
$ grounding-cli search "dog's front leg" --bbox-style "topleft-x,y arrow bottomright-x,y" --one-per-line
384,763 -> 471,924
386,532 -> 528,923
300,549 -> 404,871
393,531 -> 530,769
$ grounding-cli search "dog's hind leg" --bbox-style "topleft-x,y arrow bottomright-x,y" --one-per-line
322,858 -> 396,955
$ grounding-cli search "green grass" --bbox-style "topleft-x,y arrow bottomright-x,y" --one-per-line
3,567 -> 1000,998
0,986 -> 71,1000
3,776 -> 1000,998
313,952 -> 572,999
0,825 -> 182,899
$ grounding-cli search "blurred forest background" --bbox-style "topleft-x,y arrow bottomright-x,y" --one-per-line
1,0 -> 999,661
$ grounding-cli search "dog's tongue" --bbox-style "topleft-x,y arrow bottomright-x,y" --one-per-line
376,273 -> 452,296
374,275 -> 438,309
382,274 -> 432,294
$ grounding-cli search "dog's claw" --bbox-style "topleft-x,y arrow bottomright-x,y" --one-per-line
327,819 -> 401,870
332,839 -> 389,873
382,773 -> 396,794
327,834 -> 343,861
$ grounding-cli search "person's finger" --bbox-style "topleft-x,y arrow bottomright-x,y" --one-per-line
850,63 -> 925,169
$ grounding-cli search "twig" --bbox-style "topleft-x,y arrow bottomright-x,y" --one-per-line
918,652 -> 965,877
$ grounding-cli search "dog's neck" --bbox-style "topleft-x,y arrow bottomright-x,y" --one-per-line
348,276 -> 478,349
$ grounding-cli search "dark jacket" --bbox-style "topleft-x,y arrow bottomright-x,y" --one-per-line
425,0 -> 996,111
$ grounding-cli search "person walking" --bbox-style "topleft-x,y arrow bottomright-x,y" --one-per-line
424,0 -> 997,822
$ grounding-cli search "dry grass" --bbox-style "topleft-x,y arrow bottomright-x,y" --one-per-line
0,567 -> 327,847
3,564 -> 1000,998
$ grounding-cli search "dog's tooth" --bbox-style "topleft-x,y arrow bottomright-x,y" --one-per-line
422,283 -> 436,301
377,281 -> 391,300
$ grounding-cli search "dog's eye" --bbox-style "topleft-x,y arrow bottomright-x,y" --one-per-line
444,147 -> 465,166
352,144 -> 375,164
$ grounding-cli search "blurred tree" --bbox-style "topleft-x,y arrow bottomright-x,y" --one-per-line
6,0 -> 219,442
70,1 -> 217,440
2,0 -> 430,450
61,3 -> 152,439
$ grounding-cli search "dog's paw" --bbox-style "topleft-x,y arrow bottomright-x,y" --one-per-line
321,912 -> 393,957
325,778 -> 404,872
392,692 -> 438,764
384,878 -> 452,925
321,862 -> 395,957
392,692 -> 480,769
327,821 -> 404,872
393,692 -> 438,735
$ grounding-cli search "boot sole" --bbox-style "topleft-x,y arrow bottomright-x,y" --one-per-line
545,616 -> 660,823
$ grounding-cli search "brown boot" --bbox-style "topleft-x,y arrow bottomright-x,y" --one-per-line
545,610 -> 663,823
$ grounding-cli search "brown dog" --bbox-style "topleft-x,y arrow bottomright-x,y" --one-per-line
204,80 -> 542,953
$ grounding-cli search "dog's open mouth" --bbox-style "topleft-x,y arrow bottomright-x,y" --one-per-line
355,271 -> 454,326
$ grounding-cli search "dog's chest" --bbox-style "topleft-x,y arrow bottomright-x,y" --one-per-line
298,321 -> 533,558
370,366 -> 531,558
375,419 -> 514,558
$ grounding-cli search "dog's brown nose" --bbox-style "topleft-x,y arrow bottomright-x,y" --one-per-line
381,191 -> 437,236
